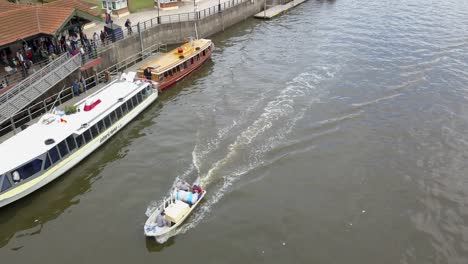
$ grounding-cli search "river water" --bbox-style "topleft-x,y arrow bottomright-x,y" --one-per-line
2,0 -> 468,263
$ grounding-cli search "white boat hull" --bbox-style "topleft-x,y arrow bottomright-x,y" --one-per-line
0,92 -> 158,208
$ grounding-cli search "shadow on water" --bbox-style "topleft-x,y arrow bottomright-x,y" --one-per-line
0,101 -> 164,249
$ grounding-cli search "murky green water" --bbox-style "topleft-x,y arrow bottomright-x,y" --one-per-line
2,0 -> 468,262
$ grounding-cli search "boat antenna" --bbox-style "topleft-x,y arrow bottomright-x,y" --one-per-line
48,84 -> 67,114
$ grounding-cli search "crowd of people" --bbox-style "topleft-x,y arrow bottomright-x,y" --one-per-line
0,31 -> 100,85
0,13 -> 135,89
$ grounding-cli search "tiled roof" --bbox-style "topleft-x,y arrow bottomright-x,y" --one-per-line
0,0 -> 100,47
0,7 -> 74,47
47,0 -> 100,17
0,0 -> 29,13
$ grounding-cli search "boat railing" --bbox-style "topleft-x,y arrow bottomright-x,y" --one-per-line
0,43 -> 167,142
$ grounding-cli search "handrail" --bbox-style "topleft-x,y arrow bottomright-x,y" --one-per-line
0,43 -> 166,141
0,0 -> 250,98
0,53 -> 72,105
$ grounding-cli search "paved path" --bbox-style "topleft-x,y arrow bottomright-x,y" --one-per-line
84,0 -> 230,37
254,0 -> 304,19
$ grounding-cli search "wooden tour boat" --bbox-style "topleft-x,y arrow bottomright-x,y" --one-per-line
137,38 -> 214,91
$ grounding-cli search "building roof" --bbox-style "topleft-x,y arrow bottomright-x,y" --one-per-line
0,0 -> 100,47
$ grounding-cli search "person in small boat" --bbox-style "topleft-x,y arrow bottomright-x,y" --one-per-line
156,211 -> 169,227
192,185 -> 203,195
176,180 -> 191,192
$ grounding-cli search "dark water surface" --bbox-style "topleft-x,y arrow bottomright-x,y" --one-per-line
2,0 -> 468,263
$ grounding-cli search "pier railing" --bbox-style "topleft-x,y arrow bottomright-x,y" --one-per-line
0,43 -> 167,141
96,0 -> 252,51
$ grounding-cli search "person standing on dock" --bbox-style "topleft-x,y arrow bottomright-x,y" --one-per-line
125,19 -> 133,35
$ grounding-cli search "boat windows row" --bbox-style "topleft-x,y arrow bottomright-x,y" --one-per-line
0,87 -> 151,193
158,45 -> 211,81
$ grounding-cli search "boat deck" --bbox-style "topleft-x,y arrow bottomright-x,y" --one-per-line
126,53 -> 164,73
137,39 -> 212,74
254,0 -> 307,19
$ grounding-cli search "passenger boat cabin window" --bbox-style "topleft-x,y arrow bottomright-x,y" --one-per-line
66,136 -> 77,152
83,129 -> 92,143
191,58 -> 194,65
127,99 -> 134,112
202,50 -> 206,56
176,66 -> 180,72
90,125 -> 99,138
115,107 -> 123,119
183,61 -> 188,68
76,134 -> 84,148
109,111 -> 118,123
196,54 -> 200,61
15,158 -> 43,180
49,146 -> 60,164
58,140 -> 69,158
132,95 -> 138,106
136,92 -> 143,103
97,120 -> 106,133
104,115 -> 112,128
121,103 -> 128,115
0,175 -> 12,193
44,153 -> 51,170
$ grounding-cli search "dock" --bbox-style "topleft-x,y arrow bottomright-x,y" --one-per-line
254,0 -> 307,19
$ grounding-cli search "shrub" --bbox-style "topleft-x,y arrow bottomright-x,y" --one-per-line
64,105 -> 77,115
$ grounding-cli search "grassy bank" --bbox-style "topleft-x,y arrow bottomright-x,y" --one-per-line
128,0 -> 154,12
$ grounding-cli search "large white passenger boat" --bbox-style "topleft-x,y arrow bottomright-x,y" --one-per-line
0,73 -> 158,208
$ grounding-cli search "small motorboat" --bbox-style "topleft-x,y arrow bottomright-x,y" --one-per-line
144,179 -> 206,240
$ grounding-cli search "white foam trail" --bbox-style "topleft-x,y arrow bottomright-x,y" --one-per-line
150,66 -> 340,240
146,94 -> 266,217
351,93 -> 403,108
174,68 -> 339,236
201,70 -> 332,187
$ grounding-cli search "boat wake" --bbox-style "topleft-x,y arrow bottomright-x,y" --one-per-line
149,66 -> 340,243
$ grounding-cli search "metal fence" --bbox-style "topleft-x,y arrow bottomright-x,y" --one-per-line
0,43 -> 167,139
0,53 -> 72,106
0,0 -> 251,94
95,0 -> 252,51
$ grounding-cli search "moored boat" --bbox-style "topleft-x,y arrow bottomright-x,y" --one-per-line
0,72 -> 158,208
137,38 -> 214,91
144,179 -> 206,240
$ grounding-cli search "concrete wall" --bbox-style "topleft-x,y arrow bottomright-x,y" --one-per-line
33,0 -> 265,105
97,0 -> 265,72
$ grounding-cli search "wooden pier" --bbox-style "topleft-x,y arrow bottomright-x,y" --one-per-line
254,0 -> 307,19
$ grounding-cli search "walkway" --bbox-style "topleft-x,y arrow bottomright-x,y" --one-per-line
84,0 -> 234,36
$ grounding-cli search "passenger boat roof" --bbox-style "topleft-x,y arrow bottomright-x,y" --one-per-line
138,39 -> 212,74
0,76 -> 149,174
